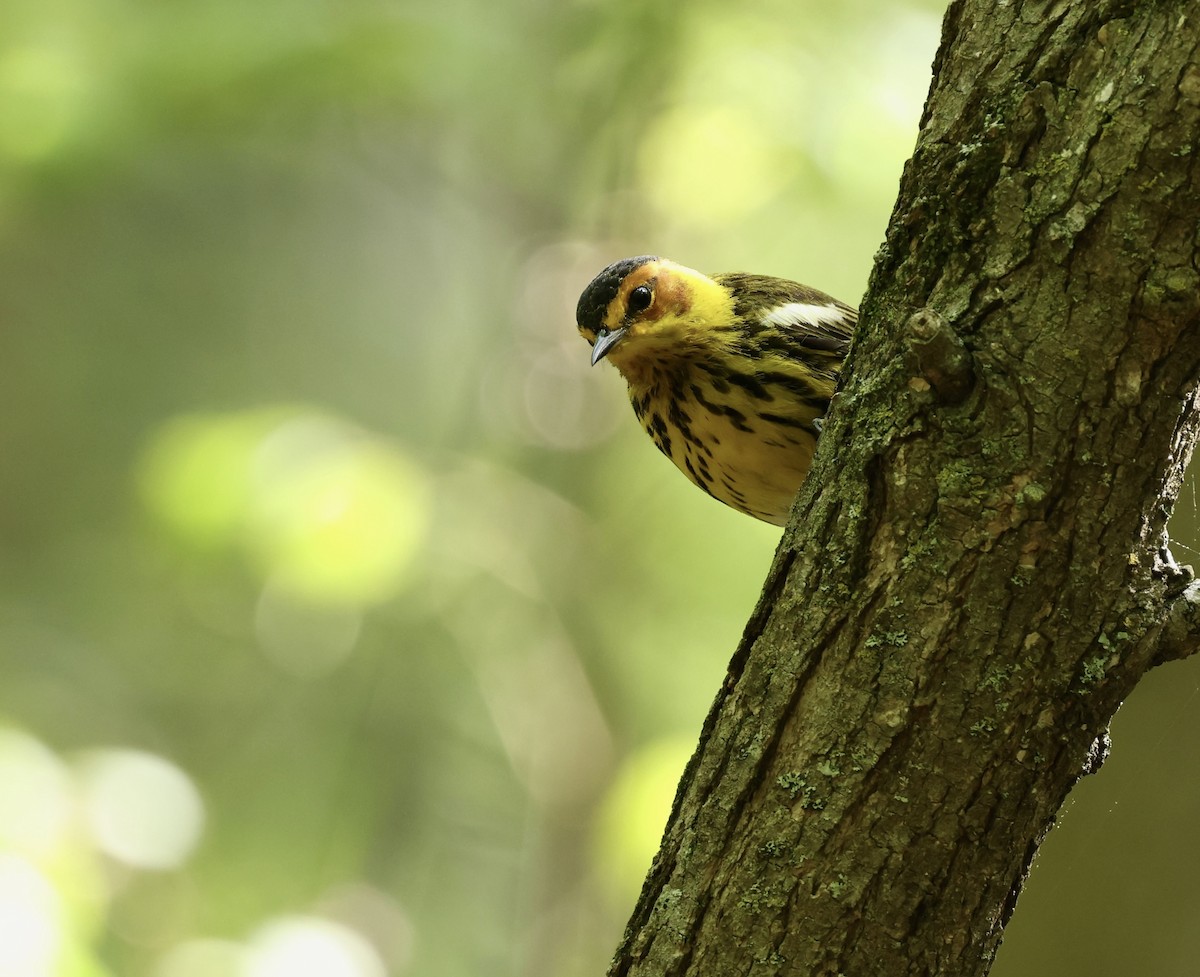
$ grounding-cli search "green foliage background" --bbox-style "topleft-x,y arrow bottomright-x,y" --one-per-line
1,1 -> 1198,975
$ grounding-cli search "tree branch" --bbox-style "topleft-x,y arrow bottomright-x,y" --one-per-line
1153,573 -> 1200,665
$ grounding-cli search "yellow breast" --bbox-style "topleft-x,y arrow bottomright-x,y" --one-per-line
630,365 -> 825,526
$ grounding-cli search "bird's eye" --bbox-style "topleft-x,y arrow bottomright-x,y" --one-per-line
627,284 -> 652,316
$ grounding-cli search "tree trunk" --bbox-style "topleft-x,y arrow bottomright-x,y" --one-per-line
608,2 -> 1200,975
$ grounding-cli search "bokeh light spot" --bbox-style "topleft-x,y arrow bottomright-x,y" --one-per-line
77,750 -> 205,871
153,938 -> 248,977
247,416 -> 429,605
0,45 -> 87,162
0,728 -> 73,857
140,408 -> 430,606
139,409 -> 288,552
638,104 -> 786,224
316,884 -> 415,975
593,736 -> 695,906
0,854 -> 63,976
245,916 -> 386,977
254,581 -> 363,677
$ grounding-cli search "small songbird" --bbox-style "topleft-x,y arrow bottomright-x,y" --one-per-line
576,256 -> 856,526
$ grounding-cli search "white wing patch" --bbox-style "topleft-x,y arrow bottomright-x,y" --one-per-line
762,302 -> 847,328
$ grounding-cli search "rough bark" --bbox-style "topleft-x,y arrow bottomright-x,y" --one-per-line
608,3 -> 1200,976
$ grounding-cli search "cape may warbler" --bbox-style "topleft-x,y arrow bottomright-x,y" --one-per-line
577,256 -> 856,526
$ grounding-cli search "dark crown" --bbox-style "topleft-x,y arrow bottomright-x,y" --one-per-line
575,255 -> 659,333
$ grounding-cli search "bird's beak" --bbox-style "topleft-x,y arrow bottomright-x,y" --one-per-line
590,326 -> 628,366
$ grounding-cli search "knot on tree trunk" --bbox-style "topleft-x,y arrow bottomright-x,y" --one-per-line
904,308 -> 975,405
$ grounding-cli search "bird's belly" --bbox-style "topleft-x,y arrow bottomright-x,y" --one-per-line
645,396 -> 819,526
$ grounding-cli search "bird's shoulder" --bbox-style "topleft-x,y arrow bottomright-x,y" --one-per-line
712,272 -> 857,354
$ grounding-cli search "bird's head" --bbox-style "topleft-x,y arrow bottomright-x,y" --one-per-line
575,256 -> 732,380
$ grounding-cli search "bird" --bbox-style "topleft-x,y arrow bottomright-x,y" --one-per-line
576,256 -> 856,526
